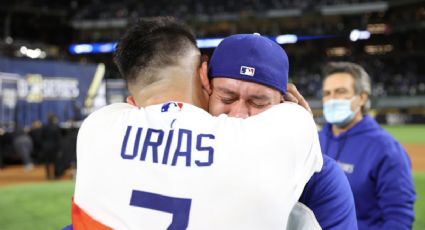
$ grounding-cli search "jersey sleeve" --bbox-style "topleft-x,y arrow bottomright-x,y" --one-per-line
299,155 -> 358,229
275,103 -> 323,196
287,202 -> 321,230
244,102 -> 323,203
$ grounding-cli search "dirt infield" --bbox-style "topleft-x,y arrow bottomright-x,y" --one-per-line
0,165 -> 73,187
405,144 -> 425,172
0,144 -> 424,188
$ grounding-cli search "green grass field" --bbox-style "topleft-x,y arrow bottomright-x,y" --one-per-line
383,125 -> 425,144
0,174 -> 423,229
0,181 -> 74,230
414,173 -> 425,230
0,125 -> 424,229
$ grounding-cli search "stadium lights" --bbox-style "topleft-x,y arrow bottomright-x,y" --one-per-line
326,47 -> 350,57
364,44 -> 393,55
19,46 -> 46,59
275,34 -> 298,44
69,43 -> 117,54
73,44 -> 93,54
5,36 -> 13,44
196,38 -> 224,49
69,33 -> 342,54
367,23 -> 388,34
349,29 -> 370,42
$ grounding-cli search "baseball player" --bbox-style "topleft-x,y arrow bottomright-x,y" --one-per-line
207,34 -> 358,229
71,17 -> 322,229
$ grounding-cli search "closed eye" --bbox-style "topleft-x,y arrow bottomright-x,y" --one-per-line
249,101 -> 270,108
220,97 -> 237,104
248,95 -> 272,109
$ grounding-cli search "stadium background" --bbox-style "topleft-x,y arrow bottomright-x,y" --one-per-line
0,0 -> 424,229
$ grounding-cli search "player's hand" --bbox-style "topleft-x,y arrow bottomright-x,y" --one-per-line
284,83 -> 312,116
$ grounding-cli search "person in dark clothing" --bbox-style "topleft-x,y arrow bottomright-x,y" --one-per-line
319,61 -> 416,230
41,114 -> 62,180
13,125 -> 34,171
29,120 -> 43,163
0,127 -> 5,169
56,121 -> 79,177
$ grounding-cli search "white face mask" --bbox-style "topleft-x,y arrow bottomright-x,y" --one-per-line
323,96 -> 359,127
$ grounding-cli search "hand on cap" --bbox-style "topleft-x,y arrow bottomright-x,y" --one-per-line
284,83 -> 312,116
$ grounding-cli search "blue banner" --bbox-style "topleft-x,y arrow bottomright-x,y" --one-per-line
0,57 -> 104,129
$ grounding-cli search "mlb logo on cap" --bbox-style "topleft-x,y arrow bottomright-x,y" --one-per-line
208,34 -> 289,94
240,66 -> 255,77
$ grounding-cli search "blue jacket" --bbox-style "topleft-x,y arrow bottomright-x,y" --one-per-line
319,115 -> 416,230
300,154 -> 358,230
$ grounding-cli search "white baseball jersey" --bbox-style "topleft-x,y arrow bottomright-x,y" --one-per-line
287,202 -> 321,230
73,102 -> 323,230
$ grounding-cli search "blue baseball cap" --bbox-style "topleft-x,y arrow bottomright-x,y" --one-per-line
208,33 -> 289,94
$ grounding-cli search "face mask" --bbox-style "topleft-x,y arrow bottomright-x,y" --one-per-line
323,97 -> 359,127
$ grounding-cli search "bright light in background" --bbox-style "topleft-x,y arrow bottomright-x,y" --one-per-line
69,43 -> 117,54
367,23 -> 388,34
350,29 -> 371,42
68,33 -> 341,54
5,36 -> 13,44
326,47 -> 350,57
364,44 -> 393,55
196,38 -> 224,48
276,34 -> 298,44
19,46 -> 46,59
99,43 -> 117,53
72,44 -> 93,54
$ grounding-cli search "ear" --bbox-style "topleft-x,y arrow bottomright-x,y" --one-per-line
199,61 -> 212,95
126,96 -> 137,106
359,92 -> 368,106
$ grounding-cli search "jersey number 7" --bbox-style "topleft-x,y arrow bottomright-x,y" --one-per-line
130,190 -> 192,230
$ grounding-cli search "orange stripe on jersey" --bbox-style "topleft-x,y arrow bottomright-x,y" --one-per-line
72,200 -> 112,230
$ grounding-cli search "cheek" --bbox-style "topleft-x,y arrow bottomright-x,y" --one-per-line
322,98 -> 328,104
208,97 -> 229,116
322,96 -> 331,103
250,105 -> 273,116
352,98 -> 363,110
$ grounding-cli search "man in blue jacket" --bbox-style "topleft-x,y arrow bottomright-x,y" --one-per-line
208,33 -> 358,229
319,61 -> 416,229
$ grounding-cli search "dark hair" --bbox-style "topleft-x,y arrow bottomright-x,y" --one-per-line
114,16 -> 198,84
47,113 -> 58,124
323,61 -> 371,114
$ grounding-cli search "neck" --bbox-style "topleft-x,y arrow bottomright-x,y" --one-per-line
332,112 -> 363,136
135,78 -> 193,107
129,65 -> 206,109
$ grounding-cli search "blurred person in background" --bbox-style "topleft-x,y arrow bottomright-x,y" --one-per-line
207,33 -> 357,230
56,119 -> 79,178
0,127 -> 5,169
319,61 -> 416,229
29,120 -> 43,163
42,113 -> 61,180
13,125 -> 34,171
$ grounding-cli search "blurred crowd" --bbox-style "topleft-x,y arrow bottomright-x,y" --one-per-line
72,0 -> 384,20
290,56 -> 425,98
0,114 -> 78,179
70,0 -> 424,38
